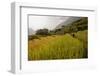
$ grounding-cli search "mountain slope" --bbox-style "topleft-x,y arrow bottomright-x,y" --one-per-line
55,17 -> 81,29
53,17 -> 88,35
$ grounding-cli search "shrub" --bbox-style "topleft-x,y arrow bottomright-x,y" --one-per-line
36,28 -> 50,35
28,35 -> 40,40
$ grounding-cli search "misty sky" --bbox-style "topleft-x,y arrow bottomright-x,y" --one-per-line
29,15 -> 70,31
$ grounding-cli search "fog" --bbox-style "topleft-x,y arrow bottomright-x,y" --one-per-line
29,15 -> 70,31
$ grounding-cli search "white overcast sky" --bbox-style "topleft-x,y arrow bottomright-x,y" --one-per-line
29,15 -> 70,31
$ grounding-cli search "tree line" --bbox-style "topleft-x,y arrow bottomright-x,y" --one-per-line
35,17 -> 88,36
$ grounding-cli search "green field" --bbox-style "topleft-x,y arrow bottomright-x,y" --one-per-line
28,30 -> 88,60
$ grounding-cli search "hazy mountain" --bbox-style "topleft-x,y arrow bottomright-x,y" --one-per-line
28,28 -> 35,35
55,17 -> 81,29
52,17 -> 88,35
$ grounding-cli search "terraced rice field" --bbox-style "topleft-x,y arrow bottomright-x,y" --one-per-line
28,30 -> 88,60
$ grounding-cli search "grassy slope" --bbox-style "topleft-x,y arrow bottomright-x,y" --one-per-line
28,30 -> 87,60
75,30 -> 88,57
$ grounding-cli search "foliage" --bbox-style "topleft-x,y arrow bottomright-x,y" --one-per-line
28,31 -> 88,60
28,35 -> 40,40
28,17 -> 88,60
36,28 -> 50,35
53,17 -> 88,34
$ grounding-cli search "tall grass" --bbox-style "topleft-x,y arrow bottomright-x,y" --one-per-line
28,31 -> 87,60
75,30 -> 88,43
74,30 -> 88,58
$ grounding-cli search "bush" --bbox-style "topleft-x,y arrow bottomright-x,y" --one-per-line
28,35 -> 40,40
36,28 -> 50,35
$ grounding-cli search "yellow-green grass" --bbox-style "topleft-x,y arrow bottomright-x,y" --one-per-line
75,30 -> 88,43
74,30 -> 88,50
28,31 -> 88,60
74,30 -> 88,57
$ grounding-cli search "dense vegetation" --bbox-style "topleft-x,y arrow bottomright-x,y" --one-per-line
51,17 -> 88,35
28,17 -> 88,60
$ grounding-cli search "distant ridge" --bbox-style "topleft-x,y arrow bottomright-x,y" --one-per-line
55,17 -> 81,29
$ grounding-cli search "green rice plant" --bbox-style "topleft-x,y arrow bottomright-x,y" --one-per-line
28,32 -> 87,60
75,30 -> 88,43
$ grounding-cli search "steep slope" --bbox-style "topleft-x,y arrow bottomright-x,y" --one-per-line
53,17 -> 88,34
55,17 -> 81,29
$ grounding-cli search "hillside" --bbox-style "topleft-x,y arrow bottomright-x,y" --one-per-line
52,17 -> 88,35
55,17 -> 81,29
28,17 -> 88,60
28,31 -> 87,60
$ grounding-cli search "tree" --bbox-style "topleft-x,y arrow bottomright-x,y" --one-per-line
36,28 -> 49,35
